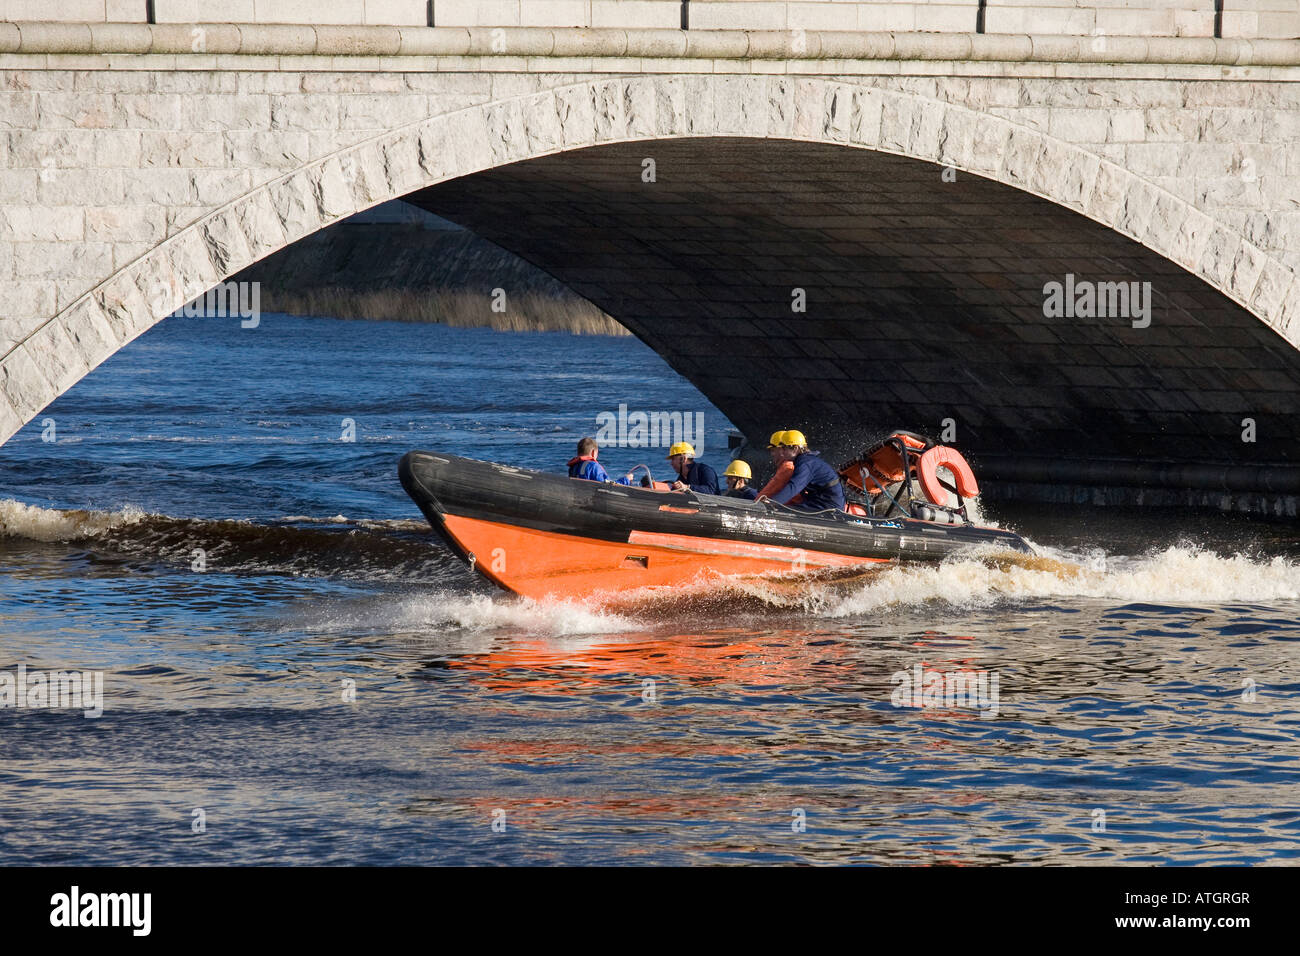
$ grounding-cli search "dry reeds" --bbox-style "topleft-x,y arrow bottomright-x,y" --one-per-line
233,219 -> 631,336
262,286 -> 629,335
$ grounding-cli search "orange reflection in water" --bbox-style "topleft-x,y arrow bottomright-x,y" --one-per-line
445,628 -> 850,693
421,611 -> 1000,838
440,627 -> 858,772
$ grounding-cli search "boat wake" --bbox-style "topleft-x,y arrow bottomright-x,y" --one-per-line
0,498 -> 463,582
598,543 -> 1300,618
823,543 -> 1299,614
343,543 -> 1300,640
4,499 -> 1297,630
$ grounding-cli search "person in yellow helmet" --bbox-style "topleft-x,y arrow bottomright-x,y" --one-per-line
767,429 -> 846,512
722,459 -> 758,500
666,441 -> 720,495
758,429 -> 798,500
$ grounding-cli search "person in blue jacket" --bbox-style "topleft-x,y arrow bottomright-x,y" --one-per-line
567,437 -> 634,484
767,433 -> 846,512
666,442 -> 720,495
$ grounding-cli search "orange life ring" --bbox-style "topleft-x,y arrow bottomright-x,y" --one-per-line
917,447 -> 980,503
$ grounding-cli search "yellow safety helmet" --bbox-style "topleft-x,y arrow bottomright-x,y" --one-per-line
723,459 -> 752,479
781,429 -> 808,448
767,430 -> 789,448
666,441 -> 696,459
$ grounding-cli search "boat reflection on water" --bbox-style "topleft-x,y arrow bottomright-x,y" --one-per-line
433,619 -> 999,724
402,597 -> 1015,852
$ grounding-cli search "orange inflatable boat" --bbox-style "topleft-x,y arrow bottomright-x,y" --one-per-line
399,444 -> 1029,601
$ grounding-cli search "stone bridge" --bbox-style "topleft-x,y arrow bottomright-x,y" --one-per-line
2,3 -> 1300,512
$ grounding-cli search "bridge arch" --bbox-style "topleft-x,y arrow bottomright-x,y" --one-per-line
3,72 -> 1297,458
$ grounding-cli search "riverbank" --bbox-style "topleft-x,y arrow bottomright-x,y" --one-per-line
232,205 -> 628,335
261,285 -> 628,335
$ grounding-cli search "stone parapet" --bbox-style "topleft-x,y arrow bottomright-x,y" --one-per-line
1,21 -> 1300,64
2,2 -> 1297,40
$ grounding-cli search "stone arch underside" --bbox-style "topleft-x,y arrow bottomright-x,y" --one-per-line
3,73 -> 1298,504
405,137 -> 1300,482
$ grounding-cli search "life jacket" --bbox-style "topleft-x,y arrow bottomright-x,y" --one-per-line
758,459 -> 795,499
567,456 -> 606,481
840,432 -> 930,496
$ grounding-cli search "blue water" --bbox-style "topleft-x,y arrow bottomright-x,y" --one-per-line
2,314 -> 1298,865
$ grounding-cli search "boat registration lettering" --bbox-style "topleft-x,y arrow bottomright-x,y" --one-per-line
717,512 -> 797,539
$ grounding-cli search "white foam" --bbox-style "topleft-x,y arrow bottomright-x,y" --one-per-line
824,544 -> 1300,616
394,591 -> 640,636
1078,546 -> 1300,604
0,498 -> 147,542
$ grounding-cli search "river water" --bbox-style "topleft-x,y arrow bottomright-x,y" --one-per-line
1,314 -> 1298,865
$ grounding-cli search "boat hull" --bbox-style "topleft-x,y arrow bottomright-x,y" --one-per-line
399,451 -> 1032,600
